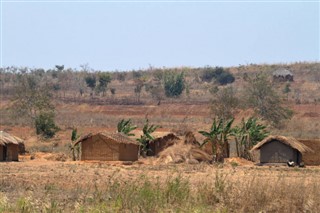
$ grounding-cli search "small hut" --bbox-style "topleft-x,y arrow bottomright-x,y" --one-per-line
147,133 -> 180,156
0,131 -> 24,161
75,132 -> 139,161
251,135 -> 312,165
273,69 -> 294,82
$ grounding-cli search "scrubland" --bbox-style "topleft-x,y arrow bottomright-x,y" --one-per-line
1,160 -> 320,212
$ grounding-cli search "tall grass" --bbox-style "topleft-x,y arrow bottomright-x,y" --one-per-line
0,170 -> 319,212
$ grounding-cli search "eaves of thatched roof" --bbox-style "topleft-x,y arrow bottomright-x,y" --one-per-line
74,132 -> 139,146
273,69 -> 293,77
251,135 -> 313,153
0,131 -> 24,146
149,133 -> 180,144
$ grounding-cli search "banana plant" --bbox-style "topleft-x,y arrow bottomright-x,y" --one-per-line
220,118 -> 234,159
137,119 -> 160,157
232,117 -> 268,160
70,128 -> 80,161
117,119 -> 137,136
199,118 -> 234,162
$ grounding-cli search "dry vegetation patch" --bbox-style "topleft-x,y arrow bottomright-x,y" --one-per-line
0,160 -> 320,212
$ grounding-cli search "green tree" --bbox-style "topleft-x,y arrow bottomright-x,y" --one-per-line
97,73 -> 112,96
85,76 -> 96,96
163,72 -> 185,98
137,119 -> 160,157
244,73 -> 293,127
35,112 -> 59,138
117,119 -> 137,136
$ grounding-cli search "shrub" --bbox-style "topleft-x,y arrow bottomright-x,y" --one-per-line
216,71 -> 235,85
35,112 -> 59,138
164,72 -> 185,98
200,66 -> 235,85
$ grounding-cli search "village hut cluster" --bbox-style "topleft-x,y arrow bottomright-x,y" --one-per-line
2,128 -> 319,167
73,131 -> 318,167
73,131 -> 213,164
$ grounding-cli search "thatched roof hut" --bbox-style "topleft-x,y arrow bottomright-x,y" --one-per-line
147,133 -> 180,156
75,132 -> 139,161
0,131 -> 24,161
251,135 -> 312,165
272,69 -> 293,82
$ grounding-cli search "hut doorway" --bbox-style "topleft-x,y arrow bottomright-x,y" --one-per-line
3,146 -> 7,161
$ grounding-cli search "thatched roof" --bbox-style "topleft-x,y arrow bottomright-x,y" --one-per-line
0,131 -> 24,146
74,132 -> 139,146
273,69 -> 293,77
149,133 -> 180,144
251,135 -> 312,153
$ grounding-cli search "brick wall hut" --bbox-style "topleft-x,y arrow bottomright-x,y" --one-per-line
251,135 -> 312,165
75,132 -> 139,161
298,139 -> 320,165
0,131 -> 24,161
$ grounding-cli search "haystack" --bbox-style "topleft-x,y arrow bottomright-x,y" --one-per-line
0,131 -> 24,161
184,131 -> 200,146
251,135 -> 312,165
147,133 -> 180,156
158,141 -> 212,164
75,132 -> 139,161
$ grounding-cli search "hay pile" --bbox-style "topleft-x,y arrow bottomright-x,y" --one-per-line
158,141 -> 212,164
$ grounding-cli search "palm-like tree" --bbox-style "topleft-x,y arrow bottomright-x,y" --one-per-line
232,117 -> 268,160
117,119 -> 137,136
70,128 -> 80,161
137,119 -> 159,157
199,118 -> 234,162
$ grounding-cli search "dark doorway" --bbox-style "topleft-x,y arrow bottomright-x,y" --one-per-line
3,146 -> 7,161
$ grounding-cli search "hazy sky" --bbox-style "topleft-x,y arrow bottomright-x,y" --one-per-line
1,1 -> 319,71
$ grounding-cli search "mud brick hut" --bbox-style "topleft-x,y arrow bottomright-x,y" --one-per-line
251,135 -> 312,165
272,68 -> 294,82
75,132 -> 139,161
0,131 -> 24,161
147,133 -> 180,156
298,139 -> 320,165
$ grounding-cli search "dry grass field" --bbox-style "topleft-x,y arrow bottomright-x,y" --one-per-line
1,158 -> 320,212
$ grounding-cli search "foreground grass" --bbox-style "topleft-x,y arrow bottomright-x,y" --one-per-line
1,168 -> 319,213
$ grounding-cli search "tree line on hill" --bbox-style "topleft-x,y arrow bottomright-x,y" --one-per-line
1,65 -> 294,139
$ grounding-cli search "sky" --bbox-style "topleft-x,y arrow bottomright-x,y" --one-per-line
0,0 -> 319,71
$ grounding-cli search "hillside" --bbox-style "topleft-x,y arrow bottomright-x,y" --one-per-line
0,62 -> 319,146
